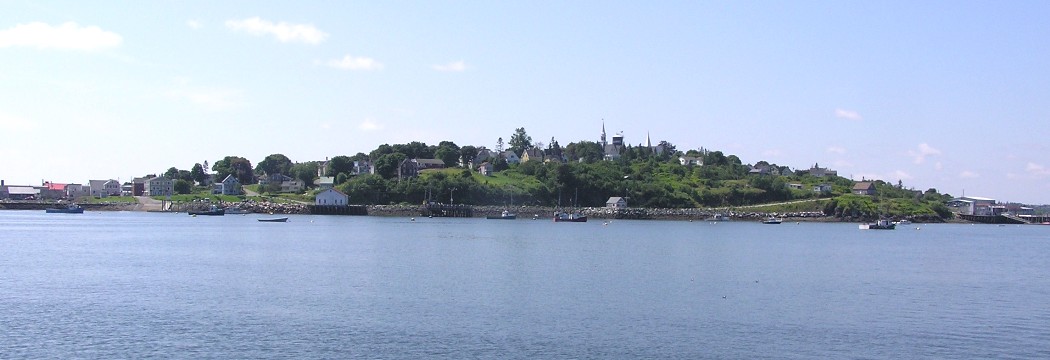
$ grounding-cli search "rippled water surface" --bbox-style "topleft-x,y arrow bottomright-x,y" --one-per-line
2,210 -> 1049,358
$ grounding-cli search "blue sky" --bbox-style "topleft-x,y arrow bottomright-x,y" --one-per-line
3,1 -> 1050,203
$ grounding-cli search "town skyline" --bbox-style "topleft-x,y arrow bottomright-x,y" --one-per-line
3,2 -> 1050,203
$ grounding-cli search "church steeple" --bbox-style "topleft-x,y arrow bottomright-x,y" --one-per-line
646,132 -> 652,149
600,119 -> 607,147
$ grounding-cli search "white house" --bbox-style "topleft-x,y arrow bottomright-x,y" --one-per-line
501,150 -> 520,165
477,162 -> 494,176
813,184 -> 833,194
145,176 -> 174,197
212,174 -> 242,195
89,179 -> 121,198
606,196 -> 628,209
679,156 -> 702,166
315,188 -> 349,206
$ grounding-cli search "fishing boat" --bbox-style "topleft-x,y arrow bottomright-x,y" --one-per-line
706,213 -> 731,221
859,219 -> 896,230
45,204 -> 84,214
486,210 -> 517,220
554,211 -> 587,222
257,217 -> 288,222
188,205 -> 225,216
761,216 -> 783,224
554,188 -> 587,222
225,206 -> 251,214
894,219 -> 912,226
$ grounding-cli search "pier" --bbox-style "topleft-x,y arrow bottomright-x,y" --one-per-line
308,205 -> 368,215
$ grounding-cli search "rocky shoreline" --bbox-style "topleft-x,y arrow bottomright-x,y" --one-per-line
3,200 -> 949,223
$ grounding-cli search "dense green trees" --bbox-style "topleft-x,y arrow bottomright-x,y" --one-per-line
213,156 -> 254,184
508,127 -> 532,155
255,154 -> 293,176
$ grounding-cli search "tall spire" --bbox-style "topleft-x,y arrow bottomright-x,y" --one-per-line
600,119 -> 607,146
646,132 -> 652,149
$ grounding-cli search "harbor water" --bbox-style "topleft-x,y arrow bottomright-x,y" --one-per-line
2,211 -> 1048,358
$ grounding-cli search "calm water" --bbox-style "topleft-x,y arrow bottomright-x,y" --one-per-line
2,210 -> 1049,359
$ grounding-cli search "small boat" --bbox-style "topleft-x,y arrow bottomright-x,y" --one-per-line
859,219 -> 896,230
894,219 -> 912,226
257,217 -> 288,222
706,213 -> 731,221
45,204 -> 84,214
188,205 -> 225,216
554,211 -> 587,223
225,206 -> 251,214
486,210 -> 517,220
761,216 -> 783,224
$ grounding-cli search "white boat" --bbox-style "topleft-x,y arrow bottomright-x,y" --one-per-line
487,210 -> 517,220
225,206 -> 251,214
894,219 -> 912,225
859,219 -> 896,230
761,216 -> 783,224
706,213 -> 731,221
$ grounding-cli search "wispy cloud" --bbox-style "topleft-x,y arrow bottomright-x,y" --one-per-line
0,112 -> 37,131
359,118 -> 382,131
959,171 -> 980,178
326,55 -> 384,71
225,17 -> 327,44
1026,162 -> 1050,177
187,20 -> 203,30
834,109 -> 862,121
432,60 -> 467,72
0,22 -> 121,50
908,143 -> 941,164
826,146 -> 846,154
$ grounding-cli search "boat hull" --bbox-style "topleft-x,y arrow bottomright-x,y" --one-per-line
258,217 -> 288,222
45,208 -> 84,214
188,210 -> 225,216
486,215 -> 517,220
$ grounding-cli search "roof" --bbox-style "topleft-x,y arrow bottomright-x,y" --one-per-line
606,196 -> 626,203
319,188 -> 347,196
852,181 -> 875,190
45,182 -> 67,191
8,187 -> 39,195
415,158 -> 445,165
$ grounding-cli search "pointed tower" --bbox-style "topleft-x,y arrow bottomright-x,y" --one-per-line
600,120 -> 608,147
646,132 -> 652,150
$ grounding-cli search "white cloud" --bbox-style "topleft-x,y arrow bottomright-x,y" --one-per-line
834,109 -> 862,121
359,118 -> 382,131
1026,162 -> 1050,177
225,17 -> 327,44
0,22 -> 122,50
935,162 -> 943,171
187,20 -> 203,30
327,55 -> 384,70
168,88 -> 244,111
432,60 -> 467,72
908,143 -> 941,164
826,146 -> 846,154
0,112 -> 37,131
959,171 -> 980,178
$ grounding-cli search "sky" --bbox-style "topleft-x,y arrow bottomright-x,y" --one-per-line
3,1 -> 1050,204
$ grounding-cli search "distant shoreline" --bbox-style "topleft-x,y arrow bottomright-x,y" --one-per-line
2,200 -> 956,223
